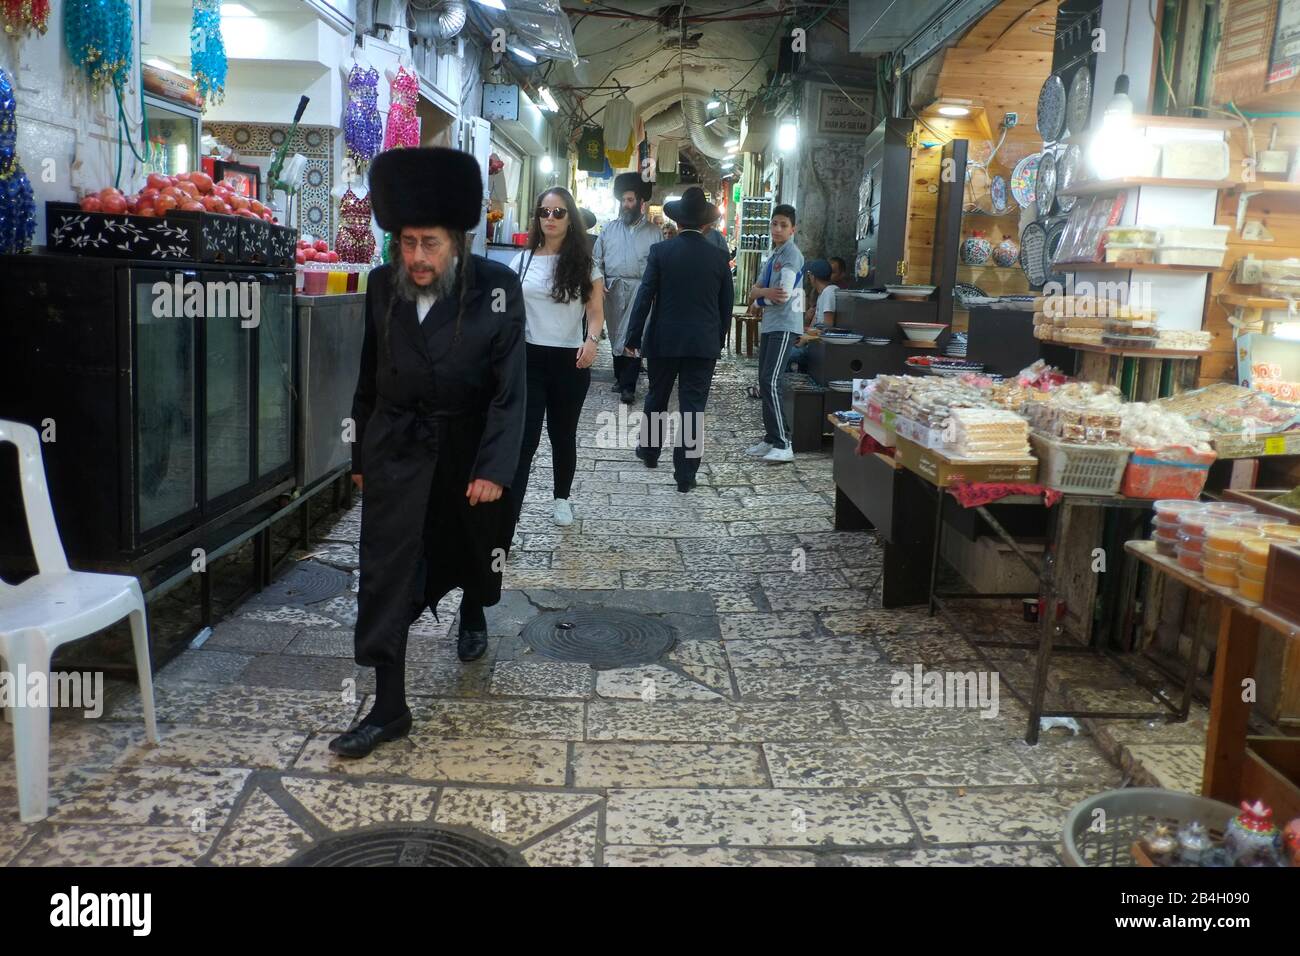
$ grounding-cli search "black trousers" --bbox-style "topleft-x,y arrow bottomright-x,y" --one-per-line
637,356 -> 716,481
613,354 -> 642,393
508,343 -> 590,523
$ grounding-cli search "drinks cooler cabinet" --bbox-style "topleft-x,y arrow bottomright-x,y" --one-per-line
0,253 -> 296,573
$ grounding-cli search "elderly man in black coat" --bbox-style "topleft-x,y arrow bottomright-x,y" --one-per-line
332,148 -> 527,758
624,187 -> 733,492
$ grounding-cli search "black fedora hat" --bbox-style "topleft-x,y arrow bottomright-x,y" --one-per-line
663,186 -> 718,229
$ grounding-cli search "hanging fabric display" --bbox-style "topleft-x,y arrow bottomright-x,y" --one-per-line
0,68 -> 35,256
64,0 -> 133,93
190,0 -> 228,106
602,95 -> 634,160
657,139 -> 679,174
605,128 -> 634,169
575,126 -> 605,172
335,187 -> 376,264
344,63 -> 382,167
2,0 -> 50,35
382,66 -> 420,150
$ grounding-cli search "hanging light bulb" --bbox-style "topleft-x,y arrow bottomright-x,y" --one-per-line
539,155 -> 554,174
1087,74 -> 1135,180
778,119 -> 797,152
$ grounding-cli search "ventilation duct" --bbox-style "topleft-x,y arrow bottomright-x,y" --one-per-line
680,96 -> 735,160
409,0 -> 467,42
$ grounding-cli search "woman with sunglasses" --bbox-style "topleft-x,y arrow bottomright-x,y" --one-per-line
507,186 -> 605,530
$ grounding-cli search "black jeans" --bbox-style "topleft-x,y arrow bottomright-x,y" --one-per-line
509,343 -> 590,523
637,356 -> 716,481
613,354 -> 642,393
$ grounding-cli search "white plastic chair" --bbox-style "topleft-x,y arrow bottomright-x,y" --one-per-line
0,420 -> 159,822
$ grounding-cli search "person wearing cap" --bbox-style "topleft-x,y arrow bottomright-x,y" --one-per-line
593,172 -> 659,405
788,258 -> 838,373
623,187 -> 733,492
333,148 -> 527,759
578,207 -> 598,250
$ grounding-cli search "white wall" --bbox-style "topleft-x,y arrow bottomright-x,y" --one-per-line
1,15 -> 146,241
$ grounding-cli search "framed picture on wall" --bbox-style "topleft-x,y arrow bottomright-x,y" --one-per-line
211,160 -> 262,200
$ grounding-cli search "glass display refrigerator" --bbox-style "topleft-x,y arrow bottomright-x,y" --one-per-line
143,93 -> 202,179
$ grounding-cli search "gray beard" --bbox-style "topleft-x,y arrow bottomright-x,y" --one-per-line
394,256 -> 458,302
620,208 -> 640,226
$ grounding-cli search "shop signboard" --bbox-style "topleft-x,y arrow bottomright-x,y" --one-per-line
817,89 -> 872,136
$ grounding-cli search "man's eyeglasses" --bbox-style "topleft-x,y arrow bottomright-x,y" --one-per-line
536,207 -> 568,220
400,236 -> 444,254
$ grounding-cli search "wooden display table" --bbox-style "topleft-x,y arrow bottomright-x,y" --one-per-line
1125,540 -> 1300,822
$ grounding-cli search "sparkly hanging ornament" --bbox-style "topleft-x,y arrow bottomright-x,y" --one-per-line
3,0 -> 51,35
343,64 -> 382,167
0,69 -> 36,255
64,0 -> 134,93
382,66 -> 420,150
190,0 -> 228,107
335,187 -> 375,264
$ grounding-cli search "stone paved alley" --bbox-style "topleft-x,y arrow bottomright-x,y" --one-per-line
0,349 -> 1211,866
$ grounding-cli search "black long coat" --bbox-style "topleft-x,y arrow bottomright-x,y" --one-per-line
350,256 -> 526,667
625,231 -> 733,359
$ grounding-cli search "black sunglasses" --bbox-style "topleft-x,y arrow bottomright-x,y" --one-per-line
536,207 -> 568,220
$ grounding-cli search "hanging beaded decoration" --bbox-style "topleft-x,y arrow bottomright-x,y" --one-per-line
190,0 -> 228,106
3,0 -> 51,35
64,0 -> 133,93
343,64 -> 382,167
335,187 -> 376,264
382,66 -> 420,151
0,68 -> 35,255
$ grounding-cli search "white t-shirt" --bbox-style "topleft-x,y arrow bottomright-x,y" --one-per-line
509,250 -> 603,348
416,293 -> 435,323
815,283 -> 839,321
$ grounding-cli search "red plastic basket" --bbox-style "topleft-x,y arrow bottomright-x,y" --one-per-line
1120,445 -> 1216,499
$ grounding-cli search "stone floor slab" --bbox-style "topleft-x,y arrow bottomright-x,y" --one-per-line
434,788 -> 602,846
596,666 -> 723,702
903,786 -> 1097,844
586,701 -> 847,743
281,776 -> 437,830
292,735 -> 567,786
209,788 -> 313,865
573,742 -> 767,788
14,825 -> 215,866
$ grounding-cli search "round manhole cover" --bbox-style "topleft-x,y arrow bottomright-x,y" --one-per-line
246,560 -> 351,607
521,607 -> 676,669
288,825 -> 527,867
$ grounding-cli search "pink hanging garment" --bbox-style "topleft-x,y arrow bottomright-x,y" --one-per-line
383,66 -> 421,150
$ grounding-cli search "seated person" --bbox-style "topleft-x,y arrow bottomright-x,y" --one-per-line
788,259 -> 838,372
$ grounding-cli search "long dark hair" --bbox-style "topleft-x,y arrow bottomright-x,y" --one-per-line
527,186 -> 592,304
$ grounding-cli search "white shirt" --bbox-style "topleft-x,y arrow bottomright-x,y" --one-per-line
416,293 -> 435,323
509,250 -> 602,348
815,283 -> 839,321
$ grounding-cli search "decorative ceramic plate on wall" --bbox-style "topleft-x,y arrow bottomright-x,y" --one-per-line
1043,217 -> 1069,287
1036,150 -> 1058,219
855,250 -> 871,278
1036,73 -> 1067,143
1010,153 -> 1041,208
1066,65 -> 1093,139
1056,144 -> 1082,213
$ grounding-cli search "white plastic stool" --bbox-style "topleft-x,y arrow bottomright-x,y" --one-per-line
0,420 -> 159,822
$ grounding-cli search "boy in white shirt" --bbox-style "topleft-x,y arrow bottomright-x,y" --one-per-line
788,258 -> 838,372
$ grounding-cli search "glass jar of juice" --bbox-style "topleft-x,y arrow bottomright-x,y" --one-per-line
346,264 -> 359,293
358,265 -> 370,293
302,263 -> 329,296
326,268 -> 348,295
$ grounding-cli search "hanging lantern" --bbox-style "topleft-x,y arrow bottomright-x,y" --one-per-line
3,0 -> 51,35
64,0 -> 134,93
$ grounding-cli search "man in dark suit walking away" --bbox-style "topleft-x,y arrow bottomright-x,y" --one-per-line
624,187 -> 733,493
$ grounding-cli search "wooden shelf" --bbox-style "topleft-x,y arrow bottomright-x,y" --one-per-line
900,341 -> 940,349
1062,342 -> 1209,360
1228,181 -> 1300,197
1218,293 -> 1292,310
1056,260 -> 1225,273
1060,177 -> 1236,198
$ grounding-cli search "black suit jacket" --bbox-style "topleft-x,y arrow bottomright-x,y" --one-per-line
625,231 -> 733,359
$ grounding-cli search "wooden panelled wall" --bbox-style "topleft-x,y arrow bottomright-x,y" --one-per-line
905,0 -> 1056,283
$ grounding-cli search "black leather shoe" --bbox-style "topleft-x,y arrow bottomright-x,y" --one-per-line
620,388 -> 635,405
457,629 -> 488,662
328,709 -> 413,758
676,477 -> 697,493
635,446 -> 659,468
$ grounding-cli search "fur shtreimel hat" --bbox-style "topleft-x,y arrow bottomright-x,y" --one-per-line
369,147 -> 483,233
613,171 -> 652,202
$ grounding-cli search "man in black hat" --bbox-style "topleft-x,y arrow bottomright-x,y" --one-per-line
332,147 -> 527,758
593,171 -> 659,404
624,186 -> 733,492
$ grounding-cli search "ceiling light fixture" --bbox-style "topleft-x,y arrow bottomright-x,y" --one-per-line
724,138 -> 738,147
537,86 -> 559,112
471,0 -> 506,8
510,45 -> 538,63
778,119 -> 797,151
936,105 -> 970,117
704,117 -> 719,127
707,99 -> 720,110
539,154 -> 554,174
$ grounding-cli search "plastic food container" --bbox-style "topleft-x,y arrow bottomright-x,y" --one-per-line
1203,562 -> 1237,587
1177,530 -> 1206,553
1176,546 -> 1203,571
1240,538 -> 1273,568
1266,525 -> 1300,544
1239,577 -> 1266,602
1157,224 -> 1229,247
1204,543 -> 1239,565
1237,559 -> 1267,583
1205,524 -> 1265,551
1231,514 -> 1287,531
1179,513 -> 1214,537
1106,242 -> 1157,264
1202,502 -> 1253,518
1154,526 -> 1180,542
1154,245 -> 1227,268
1155,501 -> 1207,519
1159,139 -> 1230,180
1155,537 -> 1177,557
1105,226 -> 1159,245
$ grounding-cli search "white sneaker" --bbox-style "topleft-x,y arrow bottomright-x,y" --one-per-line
745,441 -> 773,457
553,498 -> 574,526
762,446 -> 794,464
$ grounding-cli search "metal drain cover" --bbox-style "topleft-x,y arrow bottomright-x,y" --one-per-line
521,607 -> 676,669
246,560 -> 351,607
288,825 -> 527,867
